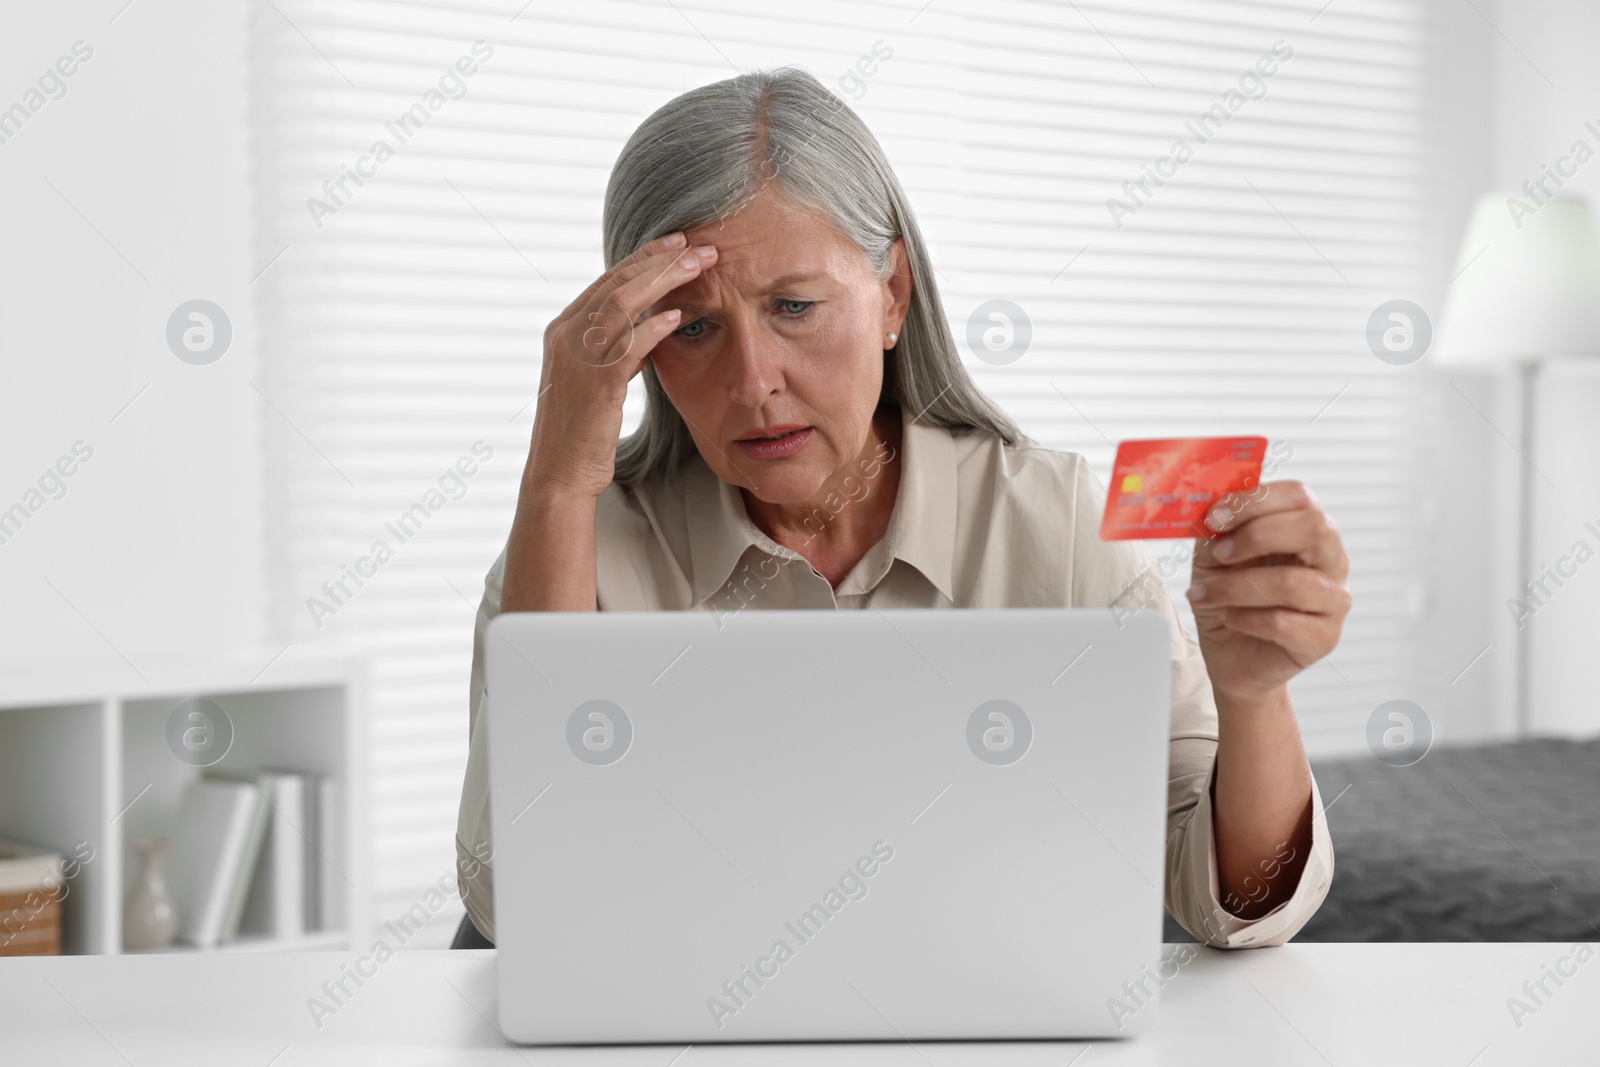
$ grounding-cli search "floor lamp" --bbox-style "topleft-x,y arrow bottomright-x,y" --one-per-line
1432,194 -> 1600,735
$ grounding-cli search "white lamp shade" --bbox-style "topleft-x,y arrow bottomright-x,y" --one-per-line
1433,193 -> 1600,364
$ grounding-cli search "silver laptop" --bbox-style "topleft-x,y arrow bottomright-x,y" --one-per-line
485,606 -> 1173,1044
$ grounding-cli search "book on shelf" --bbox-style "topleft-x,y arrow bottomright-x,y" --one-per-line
316,776 -> 342,932
166,778 -> 269,948
240,771 -> 306,940
169,770 -> 341,948
301,774 -> 320,933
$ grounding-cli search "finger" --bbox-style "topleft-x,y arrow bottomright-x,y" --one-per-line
1202,480 -> 1315,537
617,306 -> 685,378
566,246 -> 712,368
1188,565 -> 1350,616
553,231 -> 687,327
1196,507 -> 1347,579
1208,606 -> 1340,667
604,242 -> 716,325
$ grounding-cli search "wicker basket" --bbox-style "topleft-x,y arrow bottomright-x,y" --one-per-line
0,839 -> 64,956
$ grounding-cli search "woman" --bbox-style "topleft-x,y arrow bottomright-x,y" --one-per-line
455,67 -> 1346,950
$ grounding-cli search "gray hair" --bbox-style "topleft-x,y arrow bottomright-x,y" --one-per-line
603,65 -> 1027,486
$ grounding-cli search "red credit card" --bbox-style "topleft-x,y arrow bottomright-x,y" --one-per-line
1099,437 -> 1268,540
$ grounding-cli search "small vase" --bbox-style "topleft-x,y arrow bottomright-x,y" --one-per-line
123,838 -> 178,951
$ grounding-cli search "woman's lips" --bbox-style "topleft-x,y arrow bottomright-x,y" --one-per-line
735,427 -> 813,459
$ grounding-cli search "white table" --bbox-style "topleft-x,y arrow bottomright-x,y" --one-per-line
2,944 -> 1591,1064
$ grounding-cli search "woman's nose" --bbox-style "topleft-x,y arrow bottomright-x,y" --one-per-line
724,321 -> 780,407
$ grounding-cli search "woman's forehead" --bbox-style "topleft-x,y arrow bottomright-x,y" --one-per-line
657,189 -> 870,307
687,224 -> 840,267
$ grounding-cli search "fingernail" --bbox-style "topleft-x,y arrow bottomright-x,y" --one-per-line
695,244 -> 717,262
1208,505 -> 1232,531
664,232 -> 686,247
1214,537 -> 1234,560
1186,583 -> 1206,602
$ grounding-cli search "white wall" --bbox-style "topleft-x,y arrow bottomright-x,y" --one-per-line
1492,0 -> 1600,203
1404,0 -> 1503,746
1526,360 -> 1600,736
1493,2 -> 1600,738
0,0 -> 266,677
1408,0 -> 1600,743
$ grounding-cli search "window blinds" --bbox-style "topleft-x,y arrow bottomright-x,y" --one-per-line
253,0 -> 1425,928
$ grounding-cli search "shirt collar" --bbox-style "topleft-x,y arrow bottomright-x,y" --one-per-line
683,405 -> 958,605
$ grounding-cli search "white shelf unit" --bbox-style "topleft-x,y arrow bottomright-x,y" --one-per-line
0,654 -> 367,955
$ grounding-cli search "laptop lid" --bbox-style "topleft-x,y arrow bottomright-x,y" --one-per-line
486,606 -> 1173,1043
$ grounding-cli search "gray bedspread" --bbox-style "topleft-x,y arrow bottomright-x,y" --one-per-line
1165,735 -> 1600,943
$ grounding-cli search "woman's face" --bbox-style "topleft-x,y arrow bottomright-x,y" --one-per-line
642,187 -> 910,506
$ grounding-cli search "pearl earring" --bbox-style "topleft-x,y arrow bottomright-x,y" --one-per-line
887,332 -> 897,345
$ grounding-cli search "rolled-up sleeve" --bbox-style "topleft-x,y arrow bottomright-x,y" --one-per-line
456,544 -> 508,943
1170,740 -> 1335,948
1071,453 -> 1334,949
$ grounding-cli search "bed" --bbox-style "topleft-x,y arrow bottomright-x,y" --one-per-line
1165,736 -> 1600,943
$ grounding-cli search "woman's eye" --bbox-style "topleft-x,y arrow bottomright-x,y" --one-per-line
673,301 -> 813,342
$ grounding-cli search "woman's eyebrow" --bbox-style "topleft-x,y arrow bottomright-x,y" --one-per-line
760,270 -> 828,291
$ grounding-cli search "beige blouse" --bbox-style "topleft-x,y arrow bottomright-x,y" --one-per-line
457,405 -> 1334,948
